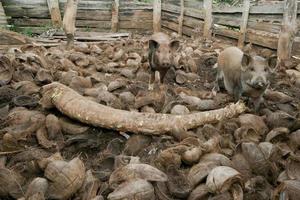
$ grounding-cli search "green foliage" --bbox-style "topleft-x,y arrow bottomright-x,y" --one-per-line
21,27 -> 34,37
84,26 -> 92,32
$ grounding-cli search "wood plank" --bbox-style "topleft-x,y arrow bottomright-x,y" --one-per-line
153,0 -> 161,32
203,0 -> 212,39
47,0 -> 62,28
162,3 -> 205,19
111,0 -> 119,32
238,0 -> 250,48
278,0 -> 298,61
213,26 -> 279,49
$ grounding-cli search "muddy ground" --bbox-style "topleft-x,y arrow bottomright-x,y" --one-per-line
0,33 -> 300,200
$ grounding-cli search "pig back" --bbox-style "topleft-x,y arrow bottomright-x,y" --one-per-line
150,32 -> 171,45
218,47 -> 243,81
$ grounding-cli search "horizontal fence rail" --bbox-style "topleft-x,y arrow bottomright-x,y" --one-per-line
2,0 -> 153,34
160,0 -> 300,57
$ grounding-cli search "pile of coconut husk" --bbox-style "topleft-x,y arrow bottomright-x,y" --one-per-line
0,32 -> 299,200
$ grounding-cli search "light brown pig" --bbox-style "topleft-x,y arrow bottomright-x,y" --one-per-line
214,46 -> 277,111
148,32 -> 180,86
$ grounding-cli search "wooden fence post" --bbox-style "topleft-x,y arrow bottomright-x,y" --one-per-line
153,0 -> 161,33
111,0 -> 119,32
178,0 -> 184,36
203,0 -> 212,39
63,0 -> 79,49
47,0 -> 62,28
277,0 -> 298,63
238,0 -> 250,48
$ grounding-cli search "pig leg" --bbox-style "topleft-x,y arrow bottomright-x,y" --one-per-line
252,95 -> 264,113
159,68 -> 168,84
212,67 -> 223,93
148,71 -> 155,90
233,86 -> 242,102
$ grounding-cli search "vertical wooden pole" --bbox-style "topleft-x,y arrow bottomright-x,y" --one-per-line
238,0 -> 250,48
47,0 -> 62,28
178,0 -> 184,36
203,0 -> 212,39
277,0 -> 298,63
153,0 -> 161,33
63,0 -> 79,49
111,0 -> 119,32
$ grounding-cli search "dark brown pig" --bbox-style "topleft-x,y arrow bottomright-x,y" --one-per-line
214,46 -> 277,111
148,32 -> 179,87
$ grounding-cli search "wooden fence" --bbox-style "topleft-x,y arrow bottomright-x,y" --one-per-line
2,0 -> 153,34
158,0 -> 300,57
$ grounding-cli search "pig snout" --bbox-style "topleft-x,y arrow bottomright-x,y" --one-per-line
249,76 -> 268,89
161,61 -> 170,68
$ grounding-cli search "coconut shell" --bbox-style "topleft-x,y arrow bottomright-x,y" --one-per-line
238,114 -> 268,136
59,117 -> 89,135
188,161 -> 219,188
79,170 -> 101,200
166,167 -> 192,198
206,166 -> 242,194
0,54 -> 13,85
109,163 -> 167,188
265,127 -> 290,143
182,147 -> 202,165
45,158 -> 86,199
200,153 -> 232,167
123,135 -> 152,156
286,159 -> 300,180
25,177 -> 48,199
274,180 -> 300,200
188,184 -> 210,200
241,142 -> 270,176
0,168 -> 25,198
108,179 -> 154,200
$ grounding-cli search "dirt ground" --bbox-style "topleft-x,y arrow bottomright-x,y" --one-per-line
0,33 -> 299,200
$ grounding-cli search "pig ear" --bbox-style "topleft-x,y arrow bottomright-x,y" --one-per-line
149,40 -> 159,50
170,40 -> 180,51
267,55 -> 278,69
241,53 -> 251,70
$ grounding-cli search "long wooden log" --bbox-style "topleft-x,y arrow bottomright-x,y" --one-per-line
40,82 -> 246,135
63,0 -> 79,49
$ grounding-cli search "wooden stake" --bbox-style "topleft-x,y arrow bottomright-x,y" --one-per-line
203,0 -> 213,39
238,0 -> 250,48
153,0 -> 161,33
63,0 -> 79,49
47,0 -> 62,28
178,0 -> 184,36
111,0 -> 119,32
277,0 -> 298,63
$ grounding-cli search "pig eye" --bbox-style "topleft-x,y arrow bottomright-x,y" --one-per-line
264,68 -> 268,72
169,50 -> 171,53
250,67 -> 254,71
